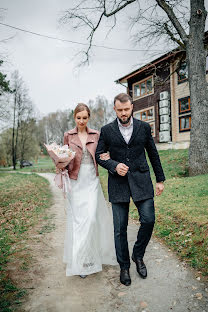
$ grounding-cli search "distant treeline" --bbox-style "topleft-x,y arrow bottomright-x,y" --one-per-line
0,66 -> 115,169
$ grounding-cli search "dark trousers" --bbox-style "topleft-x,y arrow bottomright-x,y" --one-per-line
112,198 -> 155,269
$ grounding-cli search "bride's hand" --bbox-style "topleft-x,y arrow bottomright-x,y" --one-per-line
100,153 -> 110,160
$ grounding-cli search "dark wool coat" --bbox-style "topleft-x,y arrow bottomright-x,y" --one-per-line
95,118 -> 165,203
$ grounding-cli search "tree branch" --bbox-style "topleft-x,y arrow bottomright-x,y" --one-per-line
163,22 -> 185,48
103,0 -> 137,17
156,0 -> 188,44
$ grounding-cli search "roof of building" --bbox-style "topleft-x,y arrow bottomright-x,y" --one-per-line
115,49 -> 182,84
116,31 -> 208,84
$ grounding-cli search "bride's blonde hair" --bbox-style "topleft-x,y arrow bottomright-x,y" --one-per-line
74,103 -> 90,118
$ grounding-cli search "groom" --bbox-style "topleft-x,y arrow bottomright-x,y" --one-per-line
95,93 -> 165,286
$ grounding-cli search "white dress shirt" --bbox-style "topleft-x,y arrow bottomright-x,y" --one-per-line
117,117 -> 133,144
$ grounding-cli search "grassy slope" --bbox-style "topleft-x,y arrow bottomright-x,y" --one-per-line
0,155 -> 55,173
0,172 -> 53,312
99,149 -> 208,276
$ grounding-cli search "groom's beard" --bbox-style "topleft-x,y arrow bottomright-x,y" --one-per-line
118,115 -> 131,125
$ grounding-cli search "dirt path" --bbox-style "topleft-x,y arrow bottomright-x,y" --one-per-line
22,173 -> 208,312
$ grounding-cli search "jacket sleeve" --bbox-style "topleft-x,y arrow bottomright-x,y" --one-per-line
63,132 -> 70,170
95,127 -> 119,175
145,123 -> 166,183
63,132 -> 68,146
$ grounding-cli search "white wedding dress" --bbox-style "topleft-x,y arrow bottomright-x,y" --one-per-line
63,145 -> 117,276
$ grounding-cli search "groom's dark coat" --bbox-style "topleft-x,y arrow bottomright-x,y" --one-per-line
95,118 -> 165,203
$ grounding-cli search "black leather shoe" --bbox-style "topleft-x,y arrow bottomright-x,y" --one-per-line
120,269 -> 131,286
132,254 -> 147,279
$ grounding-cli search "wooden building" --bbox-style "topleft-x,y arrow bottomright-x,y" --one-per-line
116,49 -> 208,147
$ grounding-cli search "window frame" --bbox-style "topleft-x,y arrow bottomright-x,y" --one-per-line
177,56 -> 208,84
177,61 -> 188,84
134,106 -> 156,137
179,114 -> 191,132
132,76 -> 154,100
149,122 -> 156,137
178,96 -> 191,114
140,107 -> 155,122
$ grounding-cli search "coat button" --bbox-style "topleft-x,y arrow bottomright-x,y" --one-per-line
126,158 -> 129,161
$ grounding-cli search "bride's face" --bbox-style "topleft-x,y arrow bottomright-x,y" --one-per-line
75,110 -> 89,130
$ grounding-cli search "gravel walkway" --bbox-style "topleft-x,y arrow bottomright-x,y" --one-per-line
21,173 -> 208,312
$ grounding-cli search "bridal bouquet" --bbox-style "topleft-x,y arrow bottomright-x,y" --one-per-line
44,143 -> 76,195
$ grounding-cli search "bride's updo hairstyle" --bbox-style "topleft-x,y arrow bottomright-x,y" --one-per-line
74,103 -> 90,118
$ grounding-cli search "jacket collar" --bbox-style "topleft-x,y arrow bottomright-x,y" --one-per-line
68,126 -> 98,135
111,119 -> 126,145
128,118 -> 142,145
110,117 -> 141,145
68,126 -> 97,149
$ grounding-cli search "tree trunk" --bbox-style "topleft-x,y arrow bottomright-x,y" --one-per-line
12,93 -> 17,170
20,130 -> 27,169
186,0 -> 208,175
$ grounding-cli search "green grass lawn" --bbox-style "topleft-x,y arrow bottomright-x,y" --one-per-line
0,155 -> 55,173
99,149 -> 208,276
153,174 -> 208,274
0,172 -> 53,312
148,148 -> 189,179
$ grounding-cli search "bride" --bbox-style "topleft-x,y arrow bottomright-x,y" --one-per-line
62,103 -> 117,277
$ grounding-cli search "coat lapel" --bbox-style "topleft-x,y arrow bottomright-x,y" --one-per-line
128,118 -> 142,146
86,127 -> 97,145
69,126 -> 97,148
68,128 -> 82,148
110,119 -> 127,146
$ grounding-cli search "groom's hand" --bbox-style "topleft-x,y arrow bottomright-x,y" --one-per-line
155,182 -> 164,196
100,152 -> 110,160
116,163 -> 129,176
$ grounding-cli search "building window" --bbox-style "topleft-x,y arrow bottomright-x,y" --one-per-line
179,97 -> 191,114
133,76 -> 153,100
178,56 -> 208,83
177,62 -> 188,83
178,96 -> 191,132
134,106 -> 155,137
140,108 -> 154,121
149,122 -> 155,137
179,115 -> 191,132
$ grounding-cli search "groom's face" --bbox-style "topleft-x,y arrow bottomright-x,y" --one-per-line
114,100 -> 133,124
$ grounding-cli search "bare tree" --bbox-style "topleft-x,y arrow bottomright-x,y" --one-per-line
37,109 -> 73,147
0,128 -> 13,166
60,0 -> 208,176
10,70 -> 35,170
0,60 -> 13,124
18,110 -> 40,168
88,95 -> 115,130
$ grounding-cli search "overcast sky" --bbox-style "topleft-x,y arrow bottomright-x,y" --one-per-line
0,0 -> 207,116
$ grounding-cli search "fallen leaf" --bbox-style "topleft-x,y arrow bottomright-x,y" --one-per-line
118,292 -> 126,297
195,293 -> 203,300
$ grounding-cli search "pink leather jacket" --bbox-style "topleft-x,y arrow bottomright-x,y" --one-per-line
63,127 -> 99,180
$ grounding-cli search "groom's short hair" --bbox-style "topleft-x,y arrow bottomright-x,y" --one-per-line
114,93 -> 133,105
